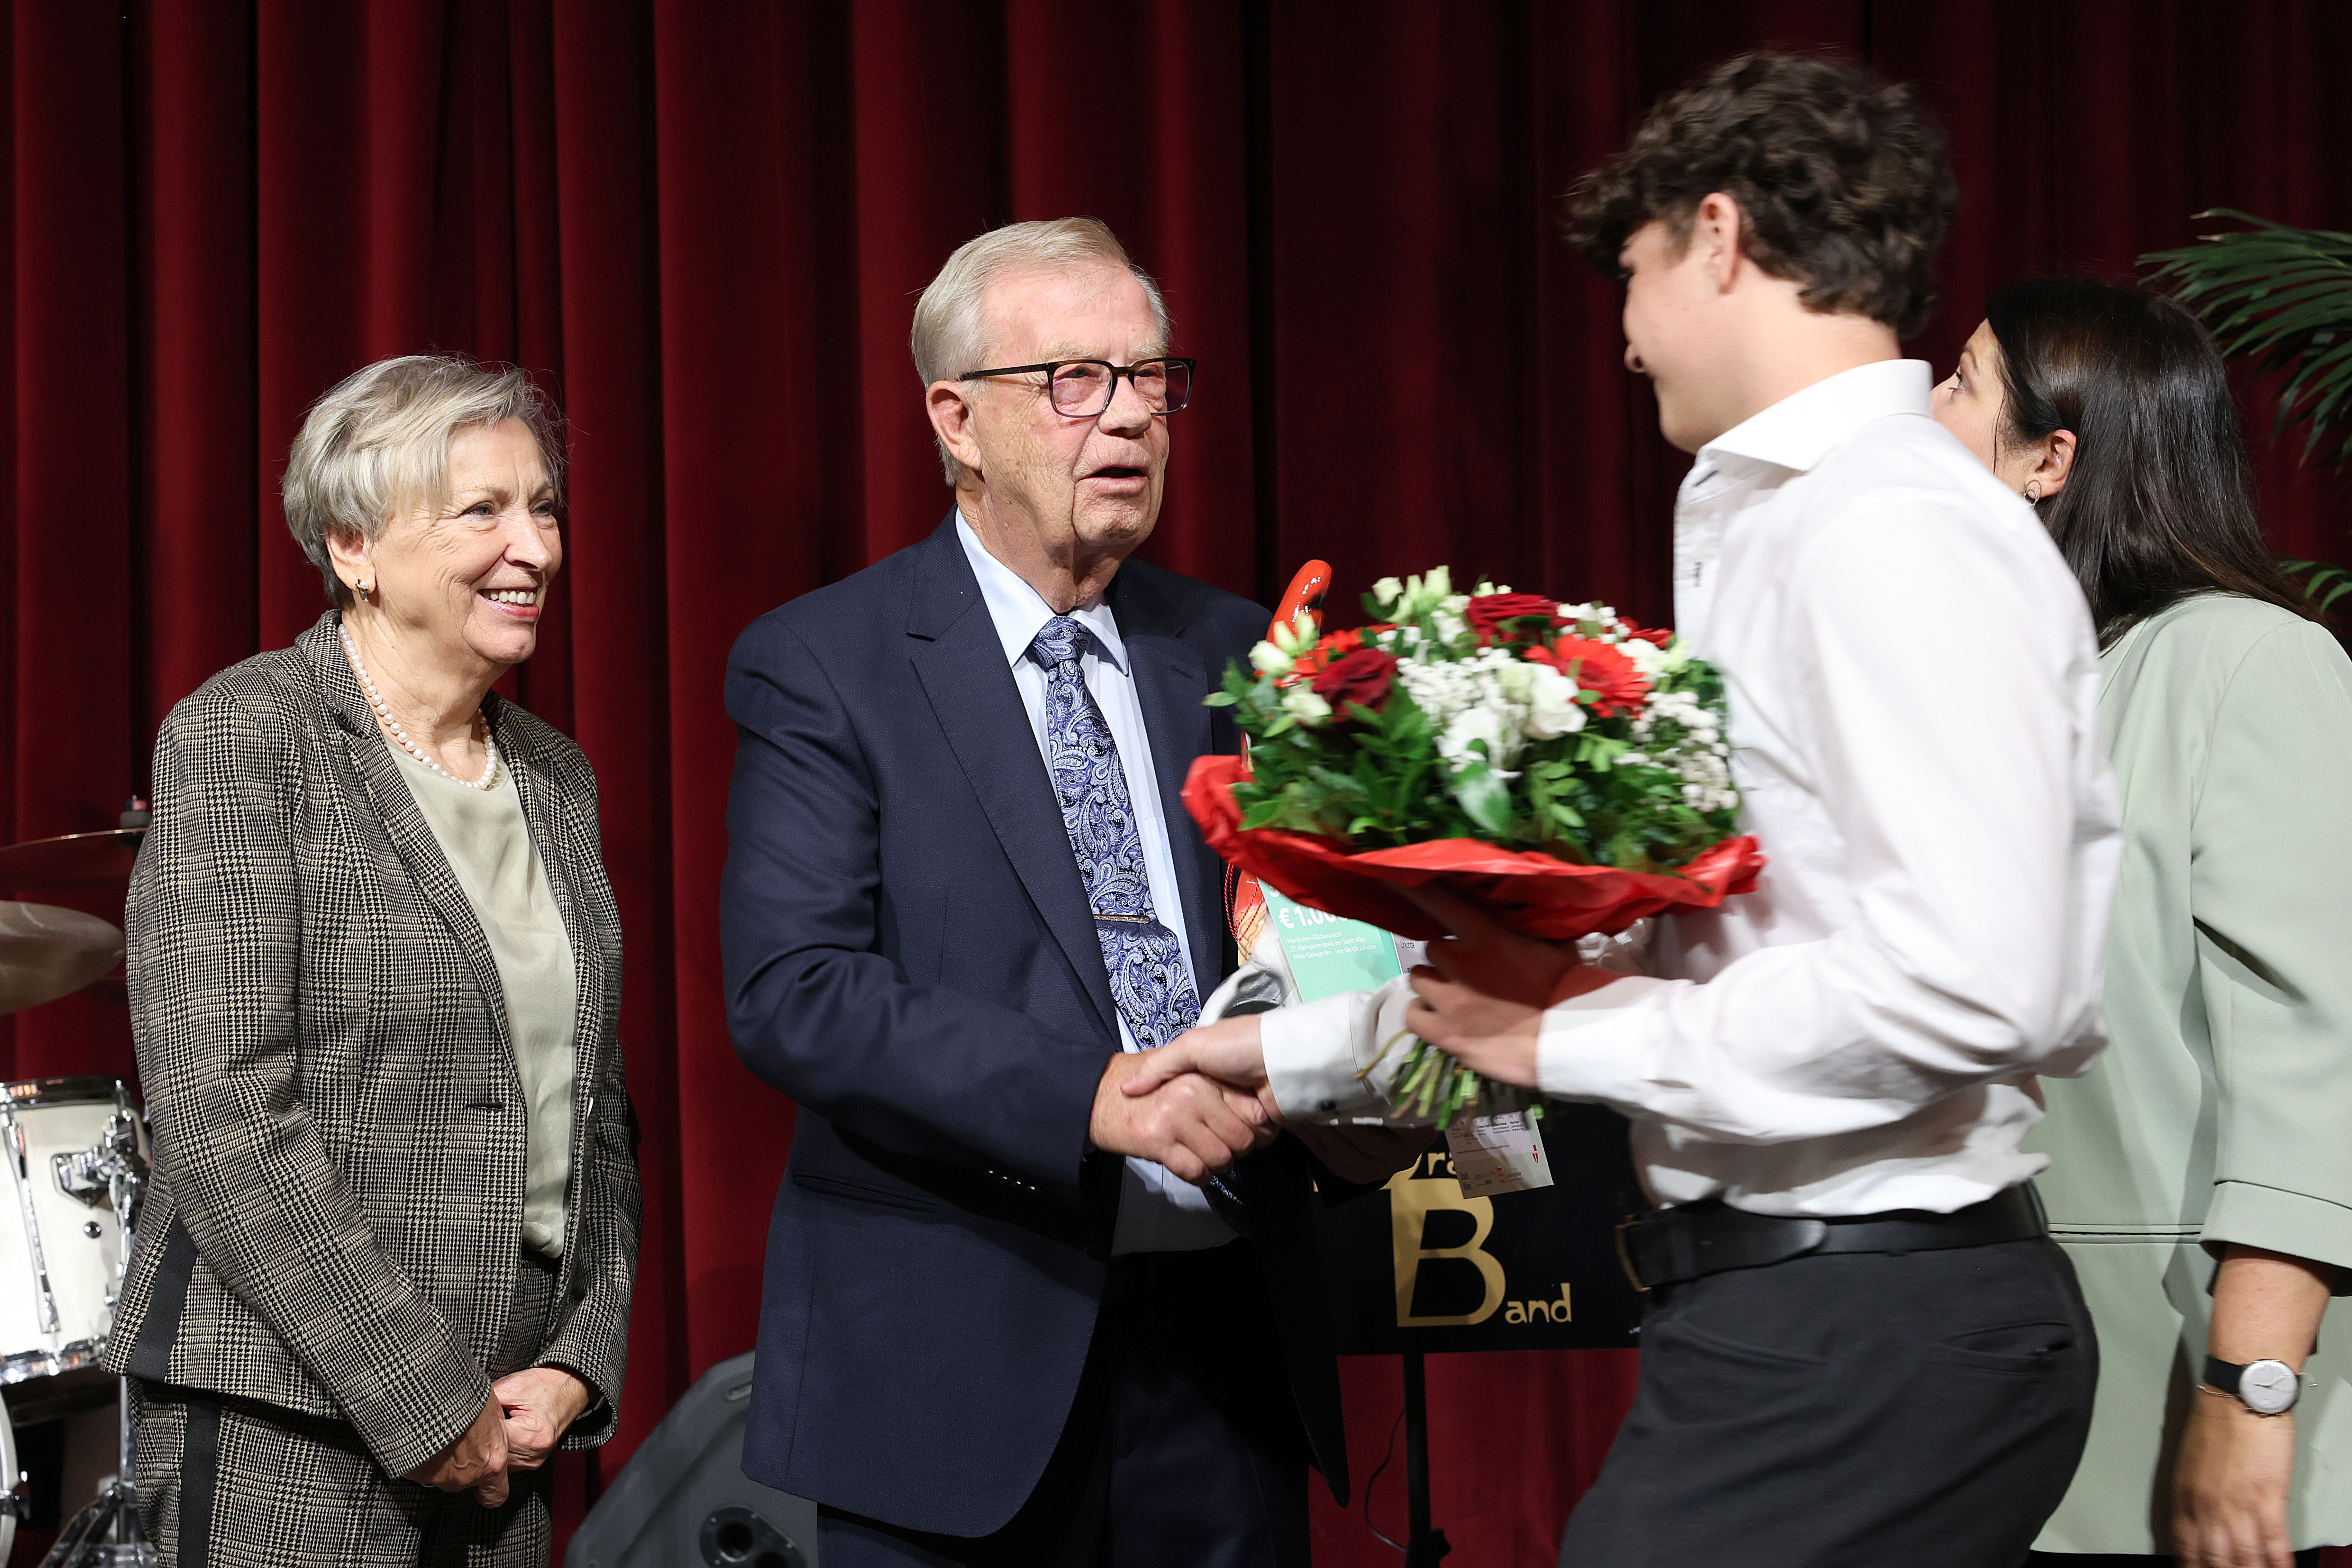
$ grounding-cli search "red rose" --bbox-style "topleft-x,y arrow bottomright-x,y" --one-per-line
1618,622 -> 1673,647
1465,593 -> 1568,644
1526,637 -> 1650,717
1311,647 -> 1400,716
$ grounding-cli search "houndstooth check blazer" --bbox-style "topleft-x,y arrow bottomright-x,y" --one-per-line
103,612 -> 640,1480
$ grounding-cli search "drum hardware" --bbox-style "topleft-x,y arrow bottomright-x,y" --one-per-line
0,1079 -> 157,1565
40,1468 -> 148,1568
0,820 -> 155,1563
54,1092 -> 146,1237
4,1111 -> 64,1340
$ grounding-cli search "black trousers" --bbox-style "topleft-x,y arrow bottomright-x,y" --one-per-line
820,1240 -> 1311,1568
1559,1235 -> 2097,1568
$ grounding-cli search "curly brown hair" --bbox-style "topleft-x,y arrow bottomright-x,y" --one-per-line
1566,52 -> 1958,339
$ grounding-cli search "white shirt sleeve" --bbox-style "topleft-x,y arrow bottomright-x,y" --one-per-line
1261,978 -> 1412,1121
1534,494 -> 2108,1144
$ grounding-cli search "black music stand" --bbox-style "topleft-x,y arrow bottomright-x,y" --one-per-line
1314,1103 -> 1643,1562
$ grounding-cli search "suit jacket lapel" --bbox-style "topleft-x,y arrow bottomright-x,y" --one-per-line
302,617 -> 515,1062
906,522 -> 1120,1042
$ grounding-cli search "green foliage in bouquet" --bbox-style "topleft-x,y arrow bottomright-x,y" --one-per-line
1207,568 -> 1739,875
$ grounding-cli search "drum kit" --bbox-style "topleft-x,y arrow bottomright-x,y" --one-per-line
0,815 -> 159,1567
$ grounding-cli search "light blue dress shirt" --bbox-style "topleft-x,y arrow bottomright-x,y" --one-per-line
955,517 -> 1235,1253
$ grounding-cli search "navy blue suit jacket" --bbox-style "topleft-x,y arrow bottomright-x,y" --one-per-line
722,518 -> 1346,1536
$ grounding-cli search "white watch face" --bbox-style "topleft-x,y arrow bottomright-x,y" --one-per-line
2241,1359 -> 2300,1415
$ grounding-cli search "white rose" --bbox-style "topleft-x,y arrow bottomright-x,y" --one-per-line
1622,638 -> 1669,679
1372,576 -> 1404,610
1439,704 -> 1514,770
1281,687 -> 1333,725
1249,640 -> 1294,676
1522,664 -> 1588,739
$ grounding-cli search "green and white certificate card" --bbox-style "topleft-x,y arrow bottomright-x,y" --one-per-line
1258,885 -> 1408,1002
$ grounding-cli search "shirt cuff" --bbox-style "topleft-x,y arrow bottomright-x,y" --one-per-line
1263,979 -> 1410,1122
1534,975 -> 1673,1103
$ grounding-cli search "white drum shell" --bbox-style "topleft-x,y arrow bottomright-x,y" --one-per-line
0,1085 -> 144,1385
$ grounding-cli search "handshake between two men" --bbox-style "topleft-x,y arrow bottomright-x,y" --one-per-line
1087,886 -> 1619,1189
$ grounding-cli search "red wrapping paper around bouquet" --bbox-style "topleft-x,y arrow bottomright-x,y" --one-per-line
1183,753 -> 1764,944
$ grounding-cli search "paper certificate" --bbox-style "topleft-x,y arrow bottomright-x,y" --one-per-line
1445,1111 -> 1555,1197
1258,885 -> 1408,1001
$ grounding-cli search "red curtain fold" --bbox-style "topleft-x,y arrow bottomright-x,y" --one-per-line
5,4 -> 2349,1563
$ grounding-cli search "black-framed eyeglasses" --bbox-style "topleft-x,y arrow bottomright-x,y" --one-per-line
955,357 -> 1195,418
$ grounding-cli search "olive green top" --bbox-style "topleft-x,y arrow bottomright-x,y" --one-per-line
2028,594 -> 2352,1553
387,735 -> 579,1258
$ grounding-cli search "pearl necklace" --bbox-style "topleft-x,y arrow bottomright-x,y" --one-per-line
339,623 -> 499,790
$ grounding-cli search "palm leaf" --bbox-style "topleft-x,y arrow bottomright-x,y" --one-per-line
2143,210 -> 2352,467
2282,558 -> 2352,614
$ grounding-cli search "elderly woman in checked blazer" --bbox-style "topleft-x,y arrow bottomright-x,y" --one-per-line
105,355 -> 639,1567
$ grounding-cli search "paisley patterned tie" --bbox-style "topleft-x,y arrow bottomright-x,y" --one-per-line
1028,615 -> 1201,1050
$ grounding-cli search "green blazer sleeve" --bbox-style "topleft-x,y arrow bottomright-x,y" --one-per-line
2192,617 -> 2352,1277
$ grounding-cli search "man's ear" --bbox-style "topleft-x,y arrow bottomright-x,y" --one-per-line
1694,191 -> 1745,294
2035,428 -> 2079,501
928,381 -> 985,476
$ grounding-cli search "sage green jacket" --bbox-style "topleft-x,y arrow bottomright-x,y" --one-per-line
2027,593 -> 2352,1554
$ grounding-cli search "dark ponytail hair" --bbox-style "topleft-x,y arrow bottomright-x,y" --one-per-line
1984,276 -> 2319,645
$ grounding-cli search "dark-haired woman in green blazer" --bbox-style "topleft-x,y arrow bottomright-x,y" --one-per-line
1937,277 -> 2350,1568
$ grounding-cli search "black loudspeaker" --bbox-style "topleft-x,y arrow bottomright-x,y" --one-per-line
567,1353 -> 820,1568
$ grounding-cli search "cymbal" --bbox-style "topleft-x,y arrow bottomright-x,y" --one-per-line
0,903 -> 124,1015
0,830 -> 141,890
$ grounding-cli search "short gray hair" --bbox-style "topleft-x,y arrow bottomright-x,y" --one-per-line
282,354 -> 564,606
910,217 -> 1172,483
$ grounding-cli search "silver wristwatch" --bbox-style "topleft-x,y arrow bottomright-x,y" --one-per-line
2203,1354 -> 2301,1416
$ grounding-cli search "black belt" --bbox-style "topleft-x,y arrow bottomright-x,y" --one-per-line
1614,1185 -> 2044,1293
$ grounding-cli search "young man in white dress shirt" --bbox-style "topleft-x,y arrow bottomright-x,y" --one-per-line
1130,53 -> 2125,1567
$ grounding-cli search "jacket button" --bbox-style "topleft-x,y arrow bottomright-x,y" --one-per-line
1318,1099 -> 1337,1112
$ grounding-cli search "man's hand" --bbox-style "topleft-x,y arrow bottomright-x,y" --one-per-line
1120,1015 -> 1268,1099
403,1393 -> 510,1507
1289,1121 -> 1436,1185
2172,1394 -> 2297,1568
1404,968 -> 1547,1088
1091,1048 -> 1275,1183
1403,884 -> 1585,1006
1402,884 -> 1621,1090
493,1365 -> 594,1472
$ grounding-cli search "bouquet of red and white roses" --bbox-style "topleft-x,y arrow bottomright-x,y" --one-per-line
1183,567 -> 1763,1125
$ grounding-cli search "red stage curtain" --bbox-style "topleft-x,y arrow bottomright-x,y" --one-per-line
3,4 -> 2348,1563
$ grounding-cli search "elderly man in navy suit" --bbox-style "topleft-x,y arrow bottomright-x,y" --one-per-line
721,218 -> 1423,1568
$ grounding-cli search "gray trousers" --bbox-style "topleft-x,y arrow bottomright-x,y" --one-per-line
1560,1236 -> 2098,1568
132,1250 -> 561,1568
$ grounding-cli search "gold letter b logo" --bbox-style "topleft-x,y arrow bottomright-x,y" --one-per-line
1388,1164 -> 1507,1327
